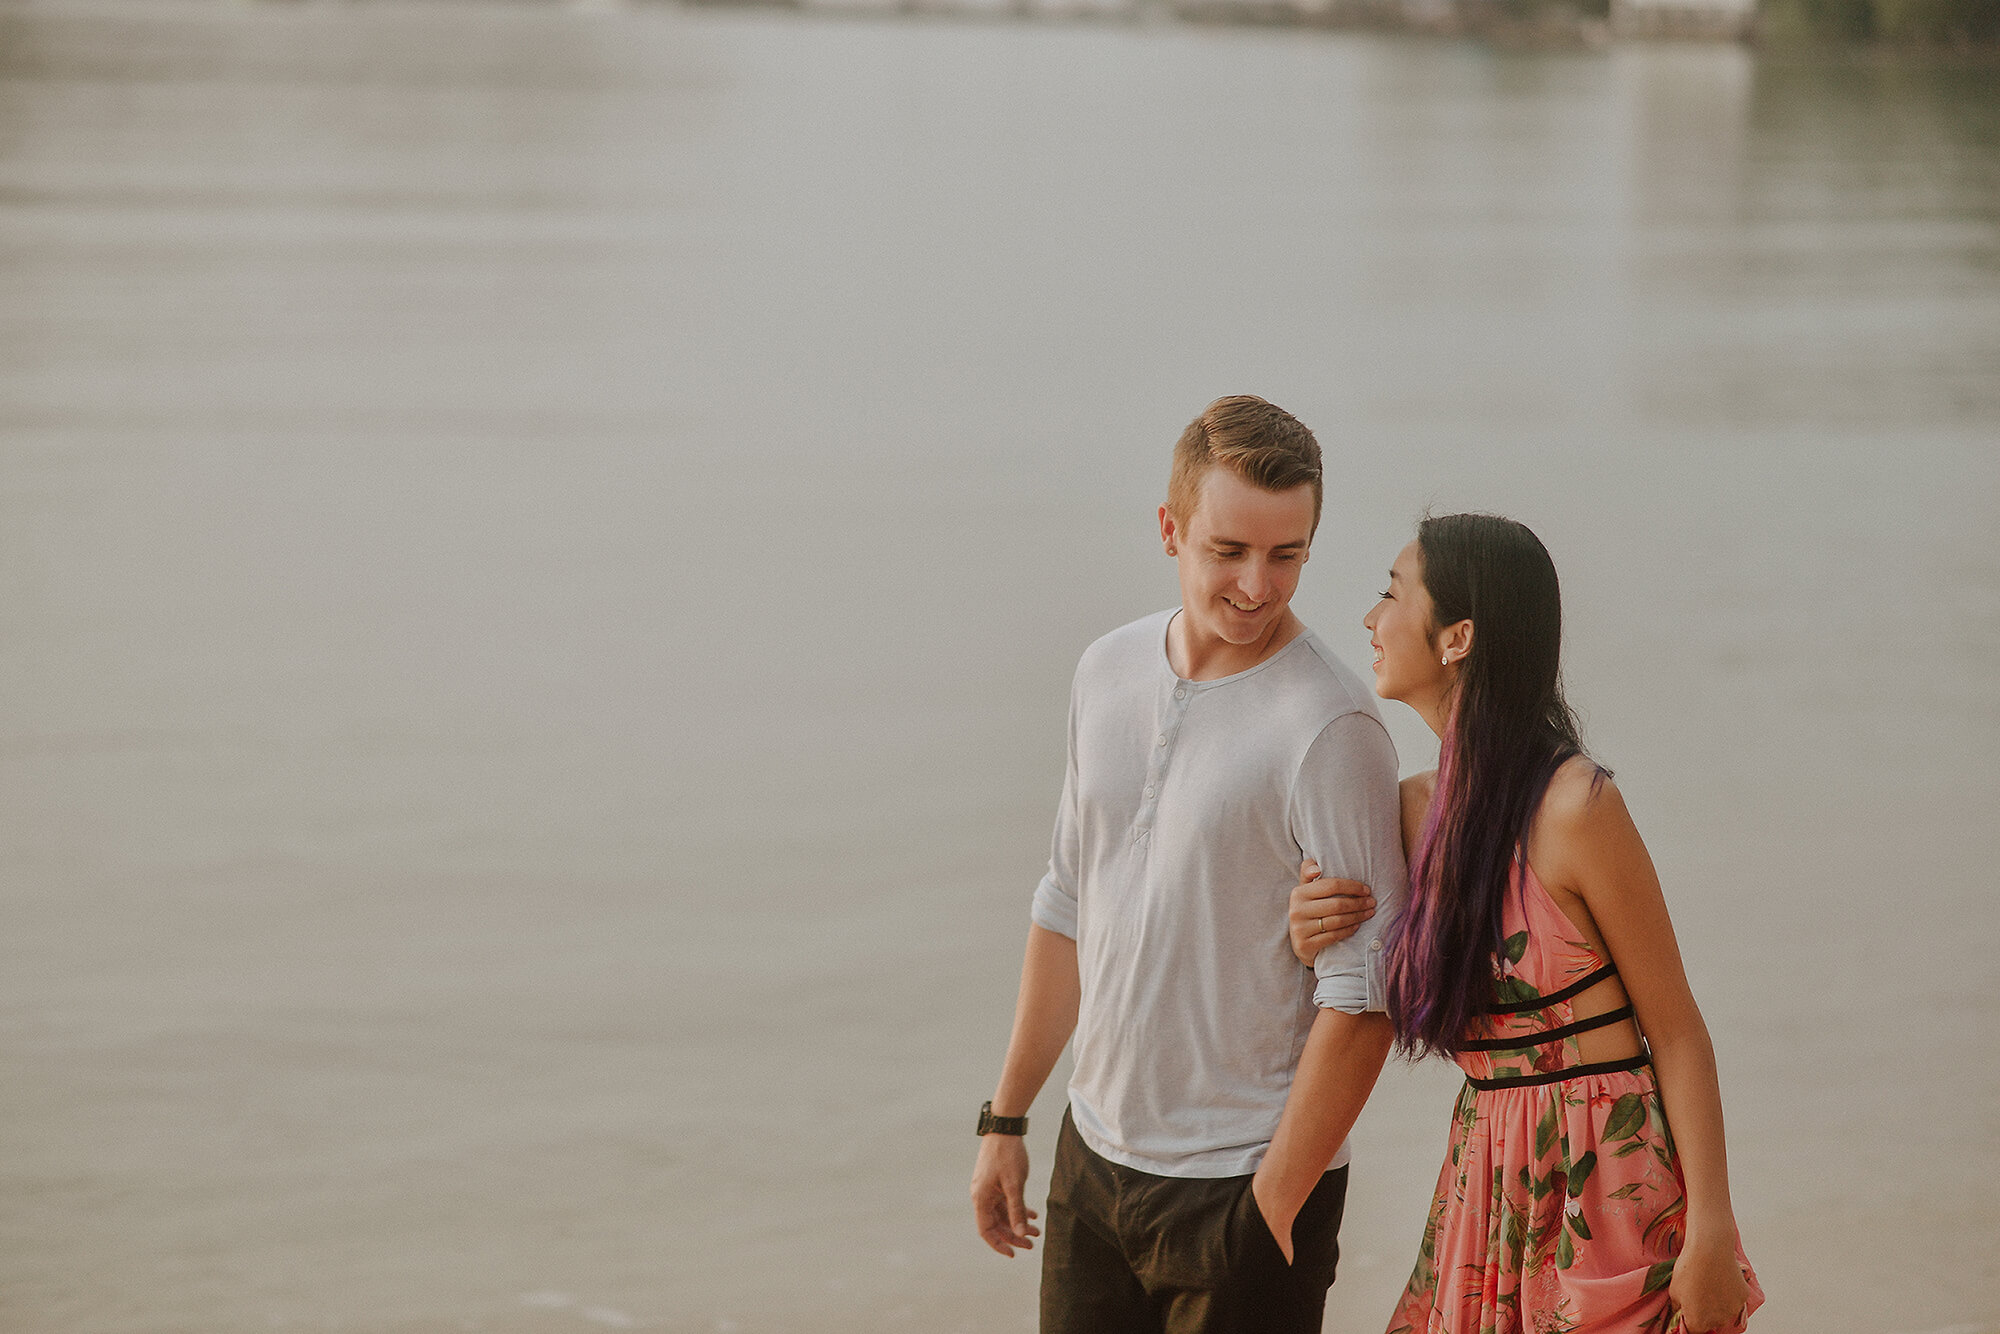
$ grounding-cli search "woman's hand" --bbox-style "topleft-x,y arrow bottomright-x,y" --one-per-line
1287,859 -> 1376,966
1669,1231 -> 1751,1333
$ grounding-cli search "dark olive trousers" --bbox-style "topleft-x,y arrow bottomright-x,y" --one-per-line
1040,1109 -> 1349,1334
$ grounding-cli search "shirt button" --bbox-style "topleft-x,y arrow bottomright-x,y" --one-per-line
1144,786 -> 1155,799
1370,939 -> 1383,951
1157,735 -> 1167,747
1174,688 -> 1186,700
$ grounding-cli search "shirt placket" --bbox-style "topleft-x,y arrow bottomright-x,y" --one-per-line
1135,677 -> 1192,845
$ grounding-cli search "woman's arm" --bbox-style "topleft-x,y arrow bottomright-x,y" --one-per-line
1534,766 -> 1750,1333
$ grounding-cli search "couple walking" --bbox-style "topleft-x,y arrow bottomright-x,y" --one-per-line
968,397 -> 1764,1334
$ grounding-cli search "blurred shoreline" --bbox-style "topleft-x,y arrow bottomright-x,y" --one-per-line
13,0 -> 2000,54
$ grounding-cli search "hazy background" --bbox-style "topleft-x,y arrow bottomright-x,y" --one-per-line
1,3 -> 1996,1332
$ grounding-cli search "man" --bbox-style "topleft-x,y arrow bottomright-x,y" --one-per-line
969,395 -> 1406,1334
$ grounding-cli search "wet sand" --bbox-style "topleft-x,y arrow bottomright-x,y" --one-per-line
0,4 -> 1996,1331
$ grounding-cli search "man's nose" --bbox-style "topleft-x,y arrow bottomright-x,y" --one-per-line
1240,559 -> 1277,601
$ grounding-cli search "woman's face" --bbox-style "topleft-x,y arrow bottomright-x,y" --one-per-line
1363,540 -> 1447,705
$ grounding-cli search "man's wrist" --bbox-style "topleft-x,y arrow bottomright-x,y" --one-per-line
976,1100 -> 1029,1136
1252,1154 -> 1312,1220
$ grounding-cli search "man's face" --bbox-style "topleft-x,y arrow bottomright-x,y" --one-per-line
1159,467 -> 1316,653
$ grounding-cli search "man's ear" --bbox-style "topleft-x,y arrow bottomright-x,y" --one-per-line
1158,503 -> 1179,557
1438,619 -> 1474,666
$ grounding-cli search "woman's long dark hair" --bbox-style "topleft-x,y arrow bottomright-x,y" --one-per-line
1383,513 -> 1603,1060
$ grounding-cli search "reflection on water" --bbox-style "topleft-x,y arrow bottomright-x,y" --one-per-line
0,7 -> 1994,1333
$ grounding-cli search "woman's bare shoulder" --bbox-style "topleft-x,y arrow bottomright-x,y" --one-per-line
1528,757 -> 1645,890
1538,756 -> 1625,835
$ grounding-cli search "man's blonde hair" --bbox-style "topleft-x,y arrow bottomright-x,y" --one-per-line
1167,395 -> 1323,534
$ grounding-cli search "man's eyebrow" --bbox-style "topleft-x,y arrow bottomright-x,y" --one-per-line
1210,538 -> 1309,551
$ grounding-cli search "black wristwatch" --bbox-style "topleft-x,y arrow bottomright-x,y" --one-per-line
976,1100 -> 1029,1136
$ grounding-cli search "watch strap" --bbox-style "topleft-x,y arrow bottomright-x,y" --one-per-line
976,1100 -> 1028,1136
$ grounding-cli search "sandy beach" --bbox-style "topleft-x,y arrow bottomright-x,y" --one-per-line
1,4 -> 1996,1331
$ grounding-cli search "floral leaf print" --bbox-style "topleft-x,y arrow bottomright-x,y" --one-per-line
1535,1101 -> 1559,1159
1492,975 -> 1541,1008
1567,1149 -> 1597,1195
1453,1090 -> 1477,1166
1603,1093 -> 1646,1142
1556,1225 -> 1575,1270
1502,930 -> 1529,964
1502,1205 -> 1526,1265
1642,1195 -> 1688,1248
1614,1139 -> 1648,1158
1641,1260 -> 1676,1295
1565,1202 -> 1592,1241
1607,1182 -> 1643,1199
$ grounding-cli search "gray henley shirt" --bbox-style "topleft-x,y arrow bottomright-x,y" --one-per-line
1031,608 -> 1407,1178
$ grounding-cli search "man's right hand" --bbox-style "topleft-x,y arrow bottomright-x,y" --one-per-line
1288,858 -> 1376,966
970,1132 -> 1039,1257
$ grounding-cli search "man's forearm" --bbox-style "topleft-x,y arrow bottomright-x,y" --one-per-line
989,923 -> 1082,1117
1253,1008 -> 1395,1241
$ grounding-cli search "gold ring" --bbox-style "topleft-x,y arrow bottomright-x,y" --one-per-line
1317,917 -> 1327,935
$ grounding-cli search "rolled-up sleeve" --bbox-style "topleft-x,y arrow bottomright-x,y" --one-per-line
1029,679 -> 1083,941
1290,711 -> 1408,1013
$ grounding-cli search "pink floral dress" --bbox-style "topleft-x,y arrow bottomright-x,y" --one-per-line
1387,862 -> 1764,1334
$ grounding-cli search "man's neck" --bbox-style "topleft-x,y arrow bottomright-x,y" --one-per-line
1168,609 -> 1305,682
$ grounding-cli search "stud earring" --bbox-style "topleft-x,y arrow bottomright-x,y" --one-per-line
1442,655 -> 1450,666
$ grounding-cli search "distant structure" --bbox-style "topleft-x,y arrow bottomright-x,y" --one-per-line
1170,0 -> 1758,38
693,0 -> 1758,40
1610,0 -> 1755,38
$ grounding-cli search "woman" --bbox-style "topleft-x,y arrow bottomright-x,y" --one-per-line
1290,514 -> 1762,1334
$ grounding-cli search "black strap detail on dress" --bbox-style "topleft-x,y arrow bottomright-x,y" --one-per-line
1459,1006 -> 1635,1053
1465,1052 -> 1651,1091
1482,963 -> 1619,1015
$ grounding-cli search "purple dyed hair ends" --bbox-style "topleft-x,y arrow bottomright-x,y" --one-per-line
1382,514 -> 1605,1061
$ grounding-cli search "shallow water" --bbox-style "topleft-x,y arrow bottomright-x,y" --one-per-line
0,4 -> 1996,1332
